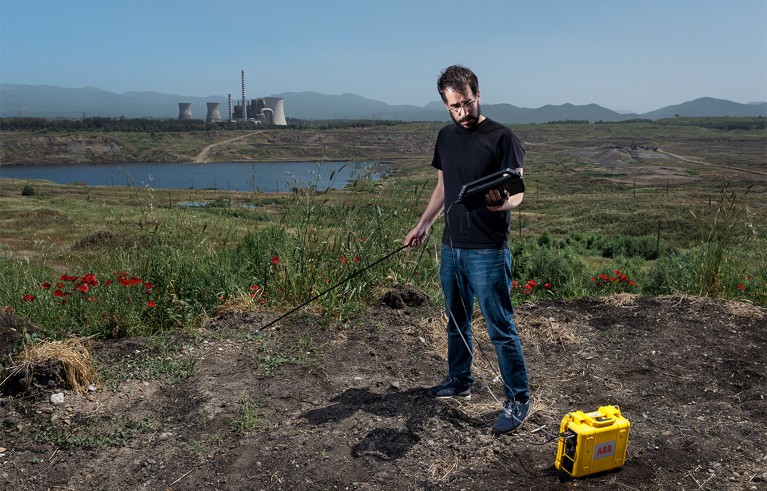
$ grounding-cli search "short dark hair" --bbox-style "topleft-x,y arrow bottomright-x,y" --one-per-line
437,65 -> 479,103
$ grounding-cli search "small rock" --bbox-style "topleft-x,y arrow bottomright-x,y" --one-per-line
39,405 -> 54,414
50,392 -> 65,405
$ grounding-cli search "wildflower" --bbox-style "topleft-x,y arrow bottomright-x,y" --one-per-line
527,280 -> 537,287
271,256 -> 280,265
23,294 -> 35,302
119,276 -> 142,286
544,283 -> 552,289
60,275 -> 78,282
3,306 -> 12,312
737,284 -> 744,291
512,280 -> 518,289
81,274 -> 99,287
53,289 -> 70,298
340,256 -> 348,264
354,256 -> 361,263
40,282 -> 51,290
105,280 -> 113,286
144,282 -> 154,294
77,284 -> 89,293
147,300 -> 156,308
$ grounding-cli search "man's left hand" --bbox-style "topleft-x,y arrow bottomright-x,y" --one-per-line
485,189 -> 523,211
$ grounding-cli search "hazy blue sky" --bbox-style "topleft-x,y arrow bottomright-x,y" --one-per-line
1,0 -> 766,113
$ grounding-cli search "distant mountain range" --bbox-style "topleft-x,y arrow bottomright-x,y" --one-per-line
1,84 -> 765,123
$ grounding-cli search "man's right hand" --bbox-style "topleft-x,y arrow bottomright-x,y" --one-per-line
404,228 -> 427,249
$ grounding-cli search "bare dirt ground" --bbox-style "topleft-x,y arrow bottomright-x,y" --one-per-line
1,287 -> 766,490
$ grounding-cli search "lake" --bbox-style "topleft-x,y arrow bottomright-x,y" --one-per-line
0,161 -> 384,192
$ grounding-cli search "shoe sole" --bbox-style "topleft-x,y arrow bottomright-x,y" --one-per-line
431,393 -> 471,400
491,420 -> 523,435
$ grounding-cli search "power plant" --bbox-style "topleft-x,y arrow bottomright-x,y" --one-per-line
178,70 -> 286,125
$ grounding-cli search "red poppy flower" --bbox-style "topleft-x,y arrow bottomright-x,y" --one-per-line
354,256 -> 361,262
81,274 -> 99,286
147,300 -> 156,308
271,256 -> 280,265
77,284 -> 89,293
119,277 -> 142,286
3,306 -> 12,312
105,280 -> 113,286
23,294 -> 35,302
340,256 -> 348,264
737,284 -> 744,291
57,282 -> 65,288
512,280 -> 518,288
53,289 -> 71,298
40,282 -> 51,290
527,280 -> 537,287
60,275 -> 78,282
544,283 -> 552,289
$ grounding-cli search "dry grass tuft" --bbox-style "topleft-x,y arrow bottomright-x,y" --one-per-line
214,292 -> 265,315
7,338 -> 97,394
601,293 -> 640,307
722,299 -> 765,319
428,453 -> 459,481
518,314 -> 584,352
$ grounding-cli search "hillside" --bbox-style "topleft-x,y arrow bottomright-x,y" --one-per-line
2,84 -> 765,123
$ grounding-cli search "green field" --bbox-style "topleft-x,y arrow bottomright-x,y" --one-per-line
1,118 -> 765,338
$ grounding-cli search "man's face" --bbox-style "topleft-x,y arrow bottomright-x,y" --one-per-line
444,85 -> 482,129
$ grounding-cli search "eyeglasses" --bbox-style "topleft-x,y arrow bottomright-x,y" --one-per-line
447,98 -> 477,113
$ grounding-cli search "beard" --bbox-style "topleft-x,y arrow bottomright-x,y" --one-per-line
451,103 -> 482,128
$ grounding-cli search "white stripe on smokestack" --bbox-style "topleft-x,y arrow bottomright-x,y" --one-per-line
241,70 -> 247,121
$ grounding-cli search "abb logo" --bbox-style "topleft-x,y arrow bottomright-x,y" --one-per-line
594,441 -> 615,459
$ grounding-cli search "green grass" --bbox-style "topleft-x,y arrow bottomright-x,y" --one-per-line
1,121 -> 765,340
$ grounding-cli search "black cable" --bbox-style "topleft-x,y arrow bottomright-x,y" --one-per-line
257,243 -> 410,332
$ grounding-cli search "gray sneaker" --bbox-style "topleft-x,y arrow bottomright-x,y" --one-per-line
492,398 -> 530,434
426,376 -> 472,399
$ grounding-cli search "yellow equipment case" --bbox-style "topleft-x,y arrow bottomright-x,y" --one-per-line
554,405 -> 630,478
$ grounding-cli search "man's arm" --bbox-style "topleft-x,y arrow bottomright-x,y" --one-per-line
404,170 -> 445,248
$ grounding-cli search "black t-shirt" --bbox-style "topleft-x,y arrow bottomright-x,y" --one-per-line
432,118 -> 525,248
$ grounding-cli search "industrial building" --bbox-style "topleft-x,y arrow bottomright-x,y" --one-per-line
177,70 -> 286,125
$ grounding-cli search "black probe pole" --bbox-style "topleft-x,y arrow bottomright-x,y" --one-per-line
257,243 -> 411,332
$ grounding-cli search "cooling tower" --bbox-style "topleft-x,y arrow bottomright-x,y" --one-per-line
263,97 -> 287,125
261,108 -> 274,125
206,102 -> 222,123
178,103 -> 193,120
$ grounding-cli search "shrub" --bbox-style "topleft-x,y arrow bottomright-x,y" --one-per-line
21,185 -> 35,196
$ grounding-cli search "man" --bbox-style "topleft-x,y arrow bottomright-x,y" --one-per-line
404,65 -> 530,434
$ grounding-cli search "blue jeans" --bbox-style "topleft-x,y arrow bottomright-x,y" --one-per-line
439,244 -> 529,402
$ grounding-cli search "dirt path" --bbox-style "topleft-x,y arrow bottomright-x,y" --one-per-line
193,132 -> 261,163
658,149 -> 767,176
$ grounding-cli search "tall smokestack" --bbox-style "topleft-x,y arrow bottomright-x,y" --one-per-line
228,94 -> 233,121
241,70 -> 247,121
